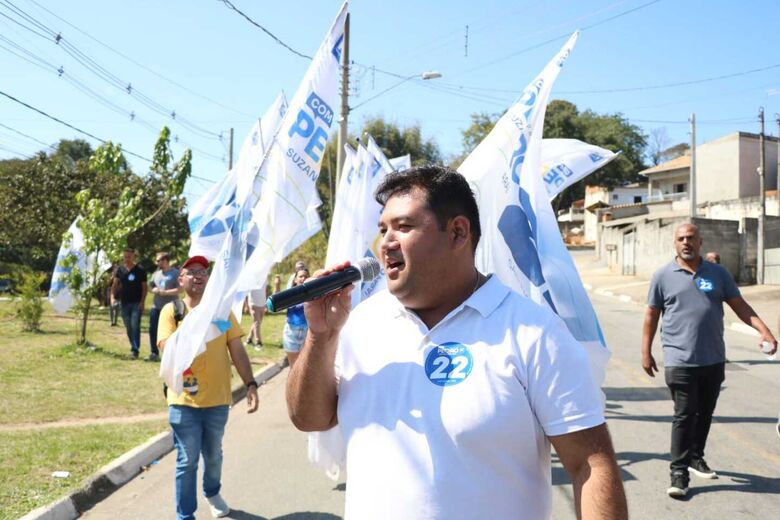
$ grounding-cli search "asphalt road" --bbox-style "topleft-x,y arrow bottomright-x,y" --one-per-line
83,291 -> 780,519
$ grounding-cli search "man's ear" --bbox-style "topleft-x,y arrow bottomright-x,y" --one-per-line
449,216 -> 471,251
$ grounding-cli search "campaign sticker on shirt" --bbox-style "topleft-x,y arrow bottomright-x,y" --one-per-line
424,342 -> 473,386
128,273 -> 136,282
697,278 -> 714,292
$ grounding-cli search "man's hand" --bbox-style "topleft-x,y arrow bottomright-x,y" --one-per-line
304,261 -> 354,337
760,332 -> 778,356
138,302 -> 144,312
642,353 -> 658,377
246,386 -> 259,413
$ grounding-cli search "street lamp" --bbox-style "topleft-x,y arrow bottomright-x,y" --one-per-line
336,70 -> 442,181
350,71 -> 443,111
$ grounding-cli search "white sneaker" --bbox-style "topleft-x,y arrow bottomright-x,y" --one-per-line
206,493 -> 230,518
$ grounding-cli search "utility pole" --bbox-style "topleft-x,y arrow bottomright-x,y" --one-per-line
776,114 -> 780,201
758,108 -> 766,284
335,13 -> 350,187
228,127 -> 234,170
689,113 -> 697,217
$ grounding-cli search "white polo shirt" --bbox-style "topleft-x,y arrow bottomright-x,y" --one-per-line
335,274 -> 604,520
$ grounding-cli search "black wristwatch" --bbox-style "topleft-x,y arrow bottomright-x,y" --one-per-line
245,380 -> 258,390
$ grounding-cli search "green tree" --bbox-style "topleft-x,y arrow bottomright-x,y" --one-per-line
0,140 -> 133,272
60,128 -> 191,344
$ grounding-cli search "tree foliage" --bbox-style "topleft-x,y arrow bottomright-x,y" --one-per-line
58,128 -> 191,344
457,100 -> 648,208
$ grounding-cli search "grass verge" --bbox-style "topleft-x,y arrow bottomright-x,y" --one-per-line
0,419 -> 168,520
0,299 -> 288,516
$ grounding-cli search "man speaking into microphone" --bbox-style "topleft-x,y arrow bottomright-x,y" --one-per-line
286,166 -> 626,520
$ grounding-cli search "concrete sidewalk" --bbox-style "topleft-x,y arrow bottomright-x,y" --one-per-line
573,251 -> 780,340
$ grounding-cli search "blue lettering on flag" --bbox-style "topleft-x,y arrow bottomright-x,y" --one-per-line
305,93 -> 334,127
332,33 -> 344,62
589,152 -> 603,162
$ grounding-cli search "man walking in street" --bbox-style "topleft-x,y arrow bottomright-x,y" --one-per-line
158,255 -> 259,519
287,166 -> 627,519
148,252 -> 180,362
641,223 -> 777,498
112,248 -> 148,359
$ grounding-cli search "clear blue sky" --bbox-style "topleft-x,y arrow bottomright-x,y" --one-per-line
1,0 -> 778,202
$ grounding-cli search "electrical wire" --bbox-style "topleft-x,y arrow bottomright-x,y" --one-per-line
0,0 -> 223,140
217,0 -> 312,60
0,88 -> 152,162
25,0 -> 255,118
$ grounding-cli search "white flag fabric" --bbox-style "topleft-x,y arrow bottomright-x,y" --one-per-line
161,1 -> 348,395
389,154 -> 411,171
48,218 -> 109,314
325,144 -> 358,268
458,32 -> 610,390
189,92 -> 289,261
187,168 -> 239,260
540,138 -> 618,200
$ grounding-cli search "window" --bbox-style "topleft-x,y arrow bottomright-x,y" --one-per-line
634,196 -> 642,203
612,194 -> 619,201
674,183 -> 686,193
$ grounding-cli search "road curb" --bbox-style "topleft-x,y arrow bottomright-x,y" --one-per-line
21,362 -> 283,520
586,282 -> 765,339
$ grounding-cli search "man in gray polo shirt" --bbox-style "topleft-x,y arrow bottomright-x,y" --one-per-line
641,223 -> 777,499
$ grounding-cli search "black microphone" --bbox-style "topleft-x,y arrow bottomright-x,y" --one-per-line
266,257 -> 381,312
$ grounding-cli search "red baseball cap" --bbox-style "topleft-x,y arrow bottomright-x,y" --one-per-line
181,255 -> 209,270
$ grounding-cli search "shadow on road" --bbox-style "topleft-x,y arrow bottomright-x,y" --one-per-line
606,414 -> 778,425
688,470 -> 780,496
225,512 -> 342,520
604,386 -> 669,402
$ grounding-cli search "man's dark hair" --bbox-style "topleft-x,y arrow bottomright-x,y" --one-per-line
123,247 -> 135,254
374,165 -> 481,253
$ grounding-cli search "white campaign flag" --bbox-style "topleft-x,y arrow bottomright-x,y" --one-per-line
187,168 -> 239,260
325,144 -> 358,267
458,32 -> 610,390
48,218 -> 109,314
388,154 -> 411,171
541,138 -> 619,200
189,92 -> 289,260
161,1 -> 348,394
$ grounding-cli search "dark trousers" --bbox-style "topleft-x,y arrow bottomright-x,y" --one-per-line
148,307 -> 162,356
665,363 -> 725,473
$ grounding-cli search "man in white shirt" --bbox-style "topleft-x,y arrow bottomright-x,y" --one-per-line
287,166 -> 626,519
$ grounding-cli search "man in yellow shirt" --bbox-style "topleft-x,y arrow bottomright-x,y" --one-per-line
158,255 -> 258,519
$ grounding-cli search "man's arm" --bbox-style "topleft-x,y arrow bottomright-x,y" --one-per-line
139,281 -> 148,311
550,424 -> 627,520
726,296 -> 778,355
227,336 -> 259,413
286,262 -> 353,432
641,306 -> 661,377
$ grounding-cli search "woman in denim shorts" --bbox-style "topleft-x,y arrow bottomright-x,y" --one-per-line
283,268 -> 309,367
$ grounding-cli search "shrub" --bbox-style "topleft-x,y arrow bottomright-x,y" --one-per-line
14,270 -> 46,332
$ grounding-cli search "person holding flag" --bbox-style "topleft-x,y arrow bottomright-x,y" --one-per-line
157,255 -> 258,520
287,166 -> 626,520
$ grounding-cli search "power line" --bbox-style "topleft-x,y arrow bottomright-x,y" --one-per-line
0,0 -> 223,140
25,0 -> 255,118
557,63 -> 780,94
217,0 -> 312,60
0,121 -> 54,149
0,88 -> 152,162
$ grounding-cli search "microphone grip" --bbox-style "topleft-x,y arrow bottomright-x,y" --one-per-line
266,266 -> 362,312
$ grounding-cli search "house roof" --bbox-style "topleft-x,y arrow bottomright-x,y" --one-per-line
639,155 -> 690,176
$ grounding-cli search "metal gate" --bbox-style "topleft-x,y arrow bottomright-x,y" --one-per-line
622,230 -> 636,276
765,247 -> 780,285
